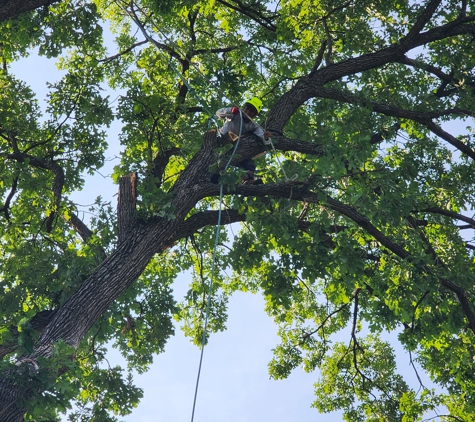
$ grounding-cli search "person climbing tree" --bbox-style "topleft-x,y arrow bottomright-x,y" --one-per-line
214,97 -> 271,185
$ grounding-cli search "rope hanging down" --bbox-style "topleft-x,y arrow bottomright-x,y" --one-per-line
122,6 -> 291,418
190,112 -> 244,422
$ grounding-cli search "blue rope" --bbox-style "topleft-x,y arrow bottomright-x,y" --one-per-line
190,111 -> 244,422
121,8 -> 275,417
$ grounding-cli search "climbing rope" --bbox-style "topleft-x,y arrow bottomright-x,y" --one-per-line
190,111 -> 244,422
262,136 -> 289,181
126,2 -> 289,182
119,5 -> 291,418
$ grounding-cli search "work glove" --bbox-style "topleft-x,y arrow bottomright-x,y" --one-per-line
231,107 -> 240,115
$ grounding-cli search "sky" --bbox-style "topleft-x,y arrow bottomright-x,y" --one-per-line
8,24 -> 453,422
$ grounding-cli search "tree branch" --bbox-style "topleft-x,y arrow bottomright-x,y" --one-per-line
0,0 -> 60,22
128,6 -> 186,64
64,212 -> 107,263
7,151 -> 64,233
99,40 -> 148,62
421,206 -> 475,227
401,0 -> 443,42
298,86 -> 475,160
150,147 -> 180,184
0,175 -> 18,221
267,16 -> 475,131
215,0 -> 277,32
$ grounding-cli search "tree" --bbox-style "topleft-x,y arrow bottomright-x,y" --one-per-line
1,0 -> 475,420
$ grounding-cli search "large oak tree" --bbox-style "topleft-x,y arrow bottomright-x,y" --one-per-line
1,0 -> 475,420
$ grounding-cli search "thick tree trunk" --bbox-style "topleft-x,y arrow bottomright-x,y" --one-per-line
0,0 -> 60,22
0,131 -> 222,421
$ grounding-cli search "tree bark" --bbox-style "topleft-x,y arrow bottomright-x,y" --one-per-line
0,130 -> 221,420
1,4 -> 475,416
117,172 -> 137,245
0,0 -> 60,22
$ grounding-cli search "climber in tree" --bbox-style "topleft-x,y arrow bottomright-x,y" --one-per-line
214,97 -> 270,185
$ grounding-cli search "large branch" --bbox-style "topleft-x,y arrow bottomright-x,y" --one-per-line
297,86 -> 475,160
267,17 -> 475,131
211,131 -> 325,174
231,182 -> 475,333
0,0 -> 60,22
180,209 -> 246,237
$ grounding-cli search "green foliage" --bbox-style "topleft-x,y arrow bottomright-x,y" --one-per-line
3,0 -> 475,420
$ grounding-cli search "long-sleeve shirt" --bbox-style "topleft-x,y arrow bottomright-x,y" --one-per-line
216,107 -> 265,141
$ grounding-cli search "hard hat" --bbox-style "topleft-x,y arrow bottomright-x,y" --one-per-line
243,97 -> 263,114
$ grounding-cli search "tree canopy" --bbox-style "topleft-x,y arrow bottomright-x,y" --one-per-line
1,0 -> 475,420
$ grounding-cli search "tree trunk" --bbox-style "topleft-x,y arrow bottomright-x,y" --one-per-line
0,131 -> 223,420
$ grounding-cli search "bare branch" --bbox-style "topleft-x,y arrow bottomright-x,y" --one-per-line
401,0 -> 443,42
300,300 -> 352,343
421,206 -> 475,227
409,349 -> 427,390
64,212 -> 107,263
128,5 -> 185,64
99,40 -> 148,62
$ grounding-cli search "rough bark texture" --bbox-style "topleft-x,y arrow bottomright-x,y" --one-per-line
0,0 -> 60,22
0,311 -> 57,360
117,172 -> 137,245
0,130 -> 221,420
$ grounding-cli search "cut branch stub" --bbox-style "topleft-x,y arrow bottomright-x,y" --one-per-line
118,172 -> 137,245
